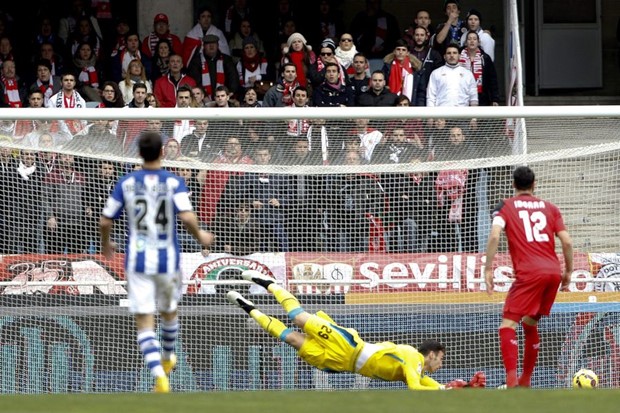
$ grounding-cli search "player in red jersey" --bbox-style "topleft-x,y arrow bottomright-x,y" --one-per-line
484,166 -> 573,388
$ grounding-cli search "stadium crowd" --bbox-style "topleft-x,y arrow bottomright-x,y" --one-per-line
0,0 -> 511,257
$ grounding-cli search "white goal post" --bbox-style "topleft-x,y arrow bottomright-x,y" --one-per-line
0,105 -> 619,393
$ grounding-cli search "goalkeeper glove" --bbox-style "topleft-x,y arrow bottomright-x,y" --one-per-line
445,379 -> 468,389
468,371 -> 487,388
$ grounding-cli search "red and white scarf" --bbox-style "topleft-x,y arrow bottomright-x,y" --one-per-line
278,79 -> 299,107
78,66 -> 99,88
316,58 -> 346,86
435,169 -> 468,223
37,78 -> 55,105
201,53 -> 225,97
387,57 -> 414,99
459,49 -> 483,93
2,77 -> 22,107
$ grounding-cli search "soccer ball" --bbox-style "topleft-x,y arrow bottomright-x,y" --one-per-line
572,368 -> 598,389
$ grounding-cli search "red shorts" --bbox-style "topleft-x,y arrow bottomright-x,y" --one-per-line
503,273 -> 561,322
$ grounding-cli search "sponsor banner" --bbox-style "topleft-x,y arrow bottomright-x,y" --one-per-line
287,252 -> 592,294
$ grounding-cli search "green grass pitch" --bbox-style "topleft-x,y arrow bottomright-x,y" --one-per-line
2,389 -> 619,413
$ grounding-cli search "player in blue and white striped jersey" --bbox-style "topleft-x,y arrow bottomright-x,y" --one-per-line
100,131 -> 214,393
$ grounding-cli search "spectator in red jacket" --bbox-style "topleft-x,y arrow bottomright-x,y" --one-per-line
153,53 -> 196,108
141,13 -> 183,58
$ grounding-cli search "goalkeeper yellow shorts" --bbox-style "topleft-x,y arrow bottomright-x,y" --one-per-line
298,312 -> 362,372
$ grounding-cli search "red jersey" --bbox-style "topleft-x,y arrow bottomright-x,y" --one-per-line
492,194 -> 566,278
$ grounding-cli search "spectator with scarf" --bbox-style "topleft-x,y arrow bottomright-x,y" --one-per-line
459,30 -> 499,107
236,36 -> 269,90
182,6 -> 229,67
141,13 -> 183,59
0,60 -> 26,108
312,62 -> 355,107
30,59 -> 61,107
281,32 -> 315,88
118,59 -> 152,105
335,33 -> 359,76
187,34 -> 239,101
46,71 -> 88,135
433,0 -> 466,54
308,38 -> 348,88
382,39 -> 422,101
459,9 -> 495,61
262,62 -> 299,107
150,39 -> 173,82
229,18 -> 265,65
70,42 -> 103,102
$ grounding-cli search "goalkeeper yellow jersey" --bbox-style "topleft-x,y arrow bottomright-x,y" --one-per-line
354,342 -> 444,390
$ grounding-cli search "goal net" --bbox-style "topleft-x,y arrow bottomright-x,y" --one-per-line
0,106 -> 619,393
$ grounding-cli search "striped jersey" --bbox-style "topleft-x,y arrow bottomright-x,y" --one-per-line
102,168 -> 193,274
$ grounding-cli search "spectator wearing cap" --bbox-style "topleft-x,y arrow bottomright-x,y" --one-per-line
228,18 -> 265,65
281,32 -> 315,88
433,0 -> 466,54
187,34 -> 239,101
381,39 -> 422,100
459,9 -> 495,61
182,6 -> 230,67
236,36 -> 270,90
307,38 -> 348,88
141,13 -> 183,58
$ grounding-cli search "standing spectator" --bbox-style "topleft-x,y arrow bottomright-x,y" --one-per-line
460,9 -> 495,61
262,63 -> 299,107
100,131 -> 214,393
349,0 -> 400,64
382,39 -> 422,100
236,36 -> 269,90
460,31 -> 499,107
153,53 -> 196,108
410,26 -> 443,107
426,45 -> 478,108
43,153 -> 88,254
356,70 -> 397,106
182,6 -> 229,67
260,0 -> 298,60
141,13 -> 183,58
150,39 -> 173,81
335,33 -> 359,76
57,0 -> 103,48
349,53 -> 370,100
281,32 -> 315,89
228,18 -> 265,64
111,32 -> 151,83
224,0 -> 253,41
118,59 -> 153,105
187,34 -> 239,101
0,60 -> 26,108
308,0 -> 345,47
484,166 -> 574,388
46,71 -> 88,135
312,62 -> 355,107
70,42 -> 103,102
403,10 -> 435,49
433,0 -> 466,54
30,59 -> 62,107
85,160 -> 121,252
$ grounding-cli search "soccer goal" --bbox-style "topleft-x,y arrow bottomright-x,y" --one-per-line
0,105 -> 619,393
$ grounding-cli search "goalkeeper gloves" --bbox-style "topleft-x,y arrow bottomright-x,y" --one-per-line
445,371 -> 486,389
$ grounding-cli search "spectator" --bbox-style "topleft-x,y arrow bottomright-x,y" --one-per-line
107,15 -> 130,59
34,42 -> 65,78
228,18 -> 265,65
357,70 -> 397,106
65,119 -> 122,156
150,39 -> 173,81
236,36 -> 269,90
180,119 -> 221,161
460,31 -> 499,107
349,0 -> 400,63
162,138 -> 182,161
382,39 -> 422,100
30,15 -> 64,60
261,0 -> 298,60
182,6 -> 229,67
141,13 -> 182,58
67,16 -> 103,61
349,52 -> 370,100
281,32 -> 315,89
372,125 -> 425,165
111,32 -> 151,83
169,85 -> 195,142
307,38 -> 348,88
99,80 -> 124,108
213,202 -> 261,256
118,59 -> 153,105
410,26 -> 443,107
14,90 -> 69,142
153,53 -> 196,108
224,0 -> 254,41
433,0 -> 466,54
312,62 -> 355,107
208,85 -> 239,108
70,42 -> 103,102
46,71 -> 88,135
0,60 -> 26,108
146,92 -> 160,107
189,85 -> 206,107
385,95 -> 427,152
426,45 -> 478,107
350,117 -> 383,163
187,34 -> 239,101
43,153 -> 89,254
460,9 -> 495,61
57,0 -> 103,48
335,33 -> 359,76
309,0 -> 345,46
84,160 -> 122,252
240,86 -> 260,107
116,83 -> 150,149
0,36 -> 15,68
286,86 -> 311,137
262,62 -> 299,107
403,10 -> 435,50
30,59 -> 62,107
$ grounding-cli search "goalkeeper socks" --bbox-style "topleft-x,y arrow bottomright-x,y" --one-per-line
268,283 -> 304,320
249,309 -> 291,342
137,329 -> 165,377
499,327 -> 518,387
519,323 -> 540,387
160,318 -> 179,360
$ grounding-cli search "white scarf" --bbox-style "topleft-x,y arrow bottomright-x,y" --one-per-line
335,45 -> 358,69
18,161 -> 36,180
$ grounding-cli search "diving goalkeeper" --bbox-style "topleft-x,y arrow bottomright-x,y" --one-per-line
227,270 -> 486,390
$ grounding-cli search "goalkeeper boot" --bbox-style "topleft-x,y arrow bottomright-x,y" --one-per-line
162,353 -> 177,376
153,375 -> 170,393
241,270 -> 275,289
227,290 -> 256,313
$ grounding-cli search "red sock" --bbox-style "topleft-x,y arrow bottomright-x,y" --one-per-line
519,323 -> 539,387
499,327 -> 519,387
